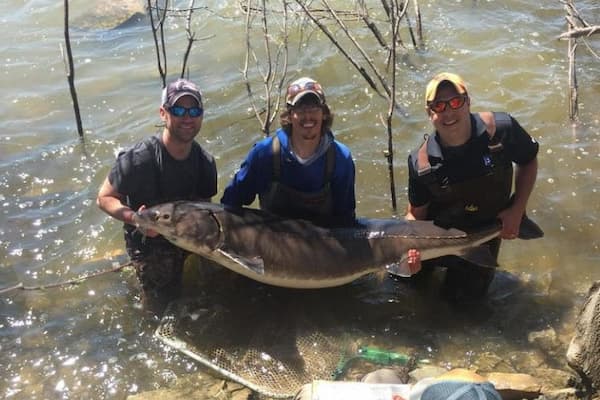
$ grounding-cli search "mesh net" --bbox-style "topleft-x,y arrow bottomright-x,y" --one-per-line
154,258 -> 416,398
155,293 -> 353,398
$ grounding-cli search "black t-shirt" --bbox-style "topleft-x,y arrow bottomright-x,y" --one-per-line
108,134 -> 217,231
408,113 -> 538,207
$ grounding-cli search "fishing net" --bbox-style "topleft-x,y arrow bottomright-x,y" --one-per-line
155,291 -> 353,398
154,260 -> 415,398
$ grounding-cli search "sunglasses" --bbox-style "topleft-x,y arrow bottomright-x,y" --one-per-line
287,81 -> 324,101
168,105 -> 204,118
292,105 -> 322,115
427,95 -> 467,113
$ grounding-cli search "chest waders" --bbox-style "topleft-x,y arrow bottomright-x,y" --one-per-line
415,112 -> 513,231
413,112 -> 513,300
259,135 -> 336,220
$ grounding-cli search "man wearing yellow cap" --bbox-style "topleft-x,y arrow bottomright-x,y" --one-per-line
221,77 -> 356,226
405,72 -> 539,300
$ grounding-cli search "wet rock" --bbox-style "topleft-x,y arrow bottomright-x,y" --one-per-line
529,327 -> 565,359
566,281 -> 600,392
474,352 -> 516,373
127,376 -> 252,400
505,350 -> 546,372
539,387 -> 579,400
408,365 -> 448,382
486,372 -> 541,400
74,0 -> 147,30
126,373 -> 212,400
533,368 -> 577,393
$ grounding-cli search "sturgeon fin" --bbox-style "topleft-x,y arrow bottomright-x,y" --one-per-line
457,245 -> 498,268
518,214 -> 544,240
217,249 -> 265,275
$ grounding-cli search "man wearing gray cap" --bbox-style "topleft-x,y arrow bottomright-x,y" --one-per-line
221,77 -> 356,226
97,78 -> 217,312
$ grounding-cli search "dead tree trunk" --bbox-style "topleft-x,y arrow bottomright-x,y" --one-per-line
63,0 -> 84,139
560,0 -> 600,121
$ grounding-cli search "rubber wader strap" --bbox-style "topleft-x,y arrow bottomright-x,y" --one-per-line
417,136 -> 431,175
478,111 -> 497,137
479,111 -> 505,152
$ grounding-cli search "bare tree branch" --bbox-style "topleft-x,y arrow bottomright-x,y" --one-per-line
384,0 -> 400,210
322,0 -> 391,98
242,0 -> 289,136
181,0 -> 196,78
560,0 -> 599,120
558,25 -> 600,40
294,0 -> 386,99
147,0 -> 169,87
63,0 -> 84,139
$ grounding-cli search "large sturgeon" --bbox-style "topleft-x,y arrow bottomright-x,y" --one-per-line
133,201 -> 543,289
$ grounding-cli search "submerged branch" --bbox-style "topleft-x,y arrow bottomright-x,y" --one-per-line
558,25 -> 600,40
0,262 -> 133,295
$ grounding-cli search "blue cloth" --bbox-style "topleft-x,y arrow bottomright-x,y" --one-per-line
221,128 -> 356,220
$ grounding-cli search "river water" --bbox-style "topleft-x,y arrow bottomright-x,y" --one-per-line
1,0 -> 599,399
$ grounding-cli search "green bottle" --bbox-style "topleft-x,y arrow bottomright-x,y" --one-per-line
357,346 -> 410,365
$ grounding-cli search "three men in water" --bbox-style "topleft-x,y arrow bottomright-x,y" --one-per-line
98,72 -> 539,306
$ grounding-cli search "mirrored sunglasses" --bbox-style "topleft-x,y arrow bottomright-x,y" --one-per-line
168,105 -> 204,118
428,95 -> 467,113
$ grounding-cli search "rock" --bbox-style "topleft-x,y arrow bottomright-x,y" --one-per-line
474,352 -> 516,373
540,387 -> 579,400
505,350 -> 546,371
73,0 -> 147,30
407,365 -> 449,382
533,368 -> 577,393
126,375 -> 253,400
566,281 -> 600,392
529,328 -> 559,350
486,372 -> 541,400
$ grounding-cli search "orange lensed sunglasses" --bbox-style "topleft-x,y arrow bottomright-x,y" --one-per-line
428,95 -> 467,113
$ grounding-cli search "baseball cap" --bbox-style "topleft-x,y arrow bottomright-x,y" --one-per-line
286,77 -> 326,106
161,78 -> 202,108
425,72 -> 468,103
410,369 -> 502,400
420,380 -> 502,400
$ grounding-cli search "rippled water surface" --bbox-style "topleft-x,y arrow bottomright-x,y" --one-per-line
1,0 -> 599,398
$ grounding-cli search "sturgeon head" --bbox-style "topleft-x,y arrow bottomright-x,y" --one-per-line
133,201 -> 224,255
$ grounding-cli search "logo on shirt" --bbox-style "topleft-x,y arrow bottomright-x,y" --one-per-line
465,204 -> 478,212
482,155 -> 493,167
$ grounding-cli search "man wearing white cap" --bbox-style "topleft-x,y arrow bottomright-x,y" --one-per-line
97,78 -> 217,312
221,77 -> 356,226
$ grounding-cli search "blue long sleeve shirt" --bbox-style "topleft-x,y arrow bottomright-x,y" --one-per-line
221,128 -> 356,220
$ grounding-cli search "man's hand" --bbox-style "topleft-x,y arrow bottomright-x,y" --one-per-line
135,205 -> 160,238
497,206 -> 522,240
407,248 -> 422,275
